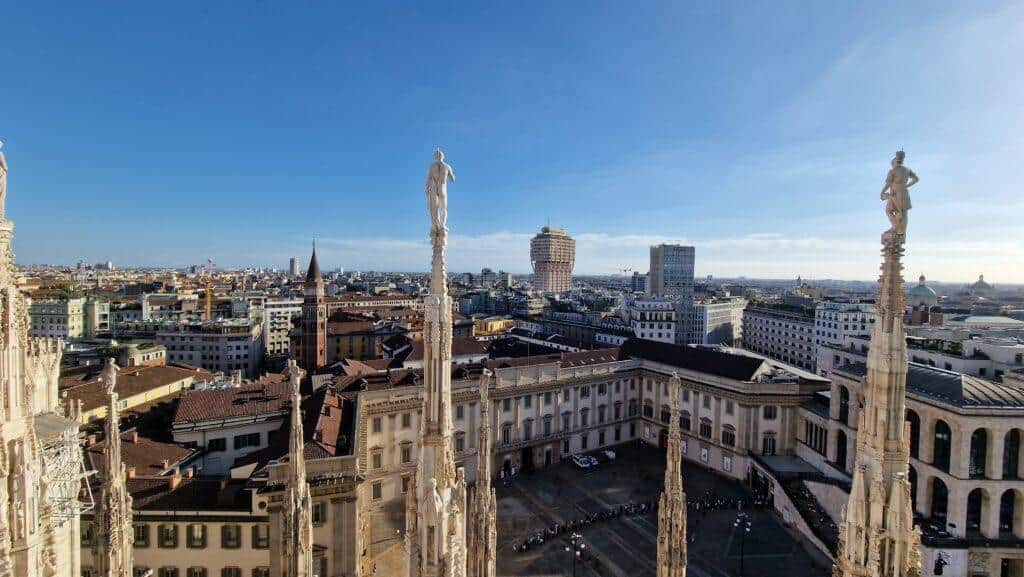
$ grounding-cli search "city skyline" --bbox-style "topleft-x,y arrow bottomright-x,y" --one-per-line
4,1 -> 1022,281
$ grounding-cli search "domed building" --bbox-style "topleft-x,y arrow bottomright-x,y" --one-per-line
908,274 -> 938,308
969,273 -> 994,297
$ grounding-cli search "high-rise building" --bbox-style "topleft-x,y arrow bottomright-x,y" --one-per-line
631,271 -> 648,293
479,267 -> 497,288
530,226 -> 575,293
648,244 -> 695,344
289,257 -> 299,277
648,244 -> 694,299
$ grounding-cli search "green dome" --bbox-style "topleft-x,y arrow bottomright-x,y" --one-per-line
909,275 -> 937,298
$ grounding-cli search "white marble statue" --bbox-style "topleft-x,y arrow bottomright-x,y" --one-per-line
0,140 -> 7,220
425,149 -> 455,234
879,150 -> 918,238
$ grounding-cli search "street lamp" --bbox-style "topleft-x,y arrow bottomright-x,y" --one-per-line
564,532 -> 586,577
734,513 -> 752,577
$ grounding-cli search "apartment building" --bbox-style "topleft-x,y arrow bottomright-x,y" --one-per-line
743,304 -> 817,370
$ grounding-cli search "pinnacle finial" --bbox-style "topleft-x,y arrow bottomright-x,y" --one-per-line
101,357 -> 120,396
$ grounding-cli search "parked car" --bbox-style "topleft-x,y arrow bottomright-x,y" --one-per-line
571,454 -> 597,469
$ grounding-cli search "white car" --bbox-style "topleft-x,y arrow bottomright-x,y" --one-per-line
571,454 -> 594,469
602,450 -> 617,461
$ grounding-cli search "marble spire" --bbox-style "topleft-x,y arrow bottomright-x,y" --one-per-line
657,373 -> 687,577
93,359 -> 134,577
834,152 -> 921,577
281,360 -> 314,577
407,150 -> 468,577
467,369 -> 496,577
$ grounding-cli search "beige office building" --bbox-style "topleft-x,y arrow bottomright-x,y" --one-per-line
530,226 -> 575,293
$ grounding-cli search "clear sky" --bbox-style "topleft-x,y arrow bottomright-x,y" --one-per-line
3,2 -> 1022,282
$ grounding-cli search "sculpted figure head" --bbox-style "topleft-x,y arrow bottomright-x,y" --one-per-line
434,149 -> 444,162
893,150 -> 905,166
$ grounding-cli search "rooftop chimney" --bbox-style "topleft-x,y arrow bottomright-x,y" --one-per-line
168,469 -> 182,490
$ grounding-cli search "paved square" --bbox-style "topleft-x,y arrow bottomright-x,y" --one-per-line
495,444 -> 831,577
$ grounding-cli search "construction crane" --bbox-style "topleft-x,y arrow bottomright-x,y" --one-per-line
619,267 -> 633,277
204,257 -> 215,321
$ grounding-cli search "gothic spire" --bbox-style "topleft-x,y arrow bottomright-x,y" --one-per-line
96,358 -> 134,577
834,153 -> 921,577
468,369 -> 496,577
281,360 -> 313,577
305,241 -> 322,285
657,373 -> 687,577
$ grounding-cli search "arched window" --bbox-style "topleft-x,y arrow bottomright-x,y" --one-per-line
699,418 -> 712,439
660,405 -> 671,424
628,399 -> 639,417
838,386 -> 850,423
836,430 -> 848,471
931,477 -> 949,522
933,420 -> 952,472
905,409 -> 920,459
721,425 -> 736,447
1000,490 -> 1017,537
969,429 -> 988,478
1004,429 -> 1021,480
966,488 -> 986,536
679,411 -> 691,431
643,401 -> 654,419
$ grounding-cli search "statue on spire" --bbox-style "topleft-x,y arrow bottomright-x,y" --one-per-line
426,149 -> 455,237
0,140 -> 7,221
879,150 -> 918,240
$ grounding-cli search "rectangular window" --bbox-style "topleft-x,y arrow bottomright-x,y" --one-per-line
401,412 -> 411,428
702,395 -> 710,409
186,524 -> 207,548
544,392 -> 552,405
312,502 -> 326,525
455,405 -> 464,419
598,430 -> 606,445
580,386 -> 590,398
372,481 -> 383,500
562,439 -> 570,454
543,419 -> 552,436
401,445 -> 412,463
158,569 -> 179,577
221,569 -> 242,577
562,413 -> 571,431
455,435 -> 465,452
581,434 -> 588,449
252,525 -> 269,549
372,451 -> 382,470
725,400 -> 734,415
207,438 -> 226,452
158,524 -> 178,548
252,569 -> 270,577
134,524 -> 150,548
763,405 -> 778,420
502,398 -> 511,411
233,433 -> 261,450
598,383 -> 607,395
221,525 -> 241,549
402,476 -> 411,493
523,395 -> 532,408
372,417 -> 382,433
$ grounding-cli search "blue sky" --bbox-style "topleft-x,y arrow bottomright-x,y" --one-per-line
3,1 -> 1022,282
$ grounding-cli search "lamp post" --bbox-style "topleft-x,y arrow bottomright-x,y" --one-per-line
734,512 -> 751,577
564,532 -> 585,577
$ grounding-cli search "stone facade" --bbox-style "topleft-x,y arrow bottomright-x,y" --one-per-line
0,190 -> 85,577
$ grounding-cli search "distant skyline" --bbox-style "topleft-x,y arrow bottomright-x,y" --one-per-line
3,2 -> 1022,282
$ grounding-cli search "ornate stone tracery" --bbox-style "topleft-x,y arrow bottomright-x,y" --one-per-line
657,373 -> 687,577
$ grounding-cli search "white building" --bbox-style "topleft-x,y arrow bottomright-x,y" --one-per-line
647,244 -> 695,346
29,296 -> 86,340
171,377 -> 291,477
690,297 -> 747,346
627,296 -> 677,344
263,296 -> 302,357
813,300 -> 875,347
743,304 -> 818,371
157,319 -> 264,378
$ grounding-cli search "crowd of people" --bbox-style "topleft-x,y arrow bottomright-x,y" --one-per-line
510,501 -> 655,553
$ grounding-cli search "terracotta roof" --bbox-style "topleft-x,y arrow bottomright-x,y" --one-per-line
86,430 -> 196,476
173,378 -> 291,425
61,364 -> 212,413
127,477 -> 252,511
327,321 -> 376,336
